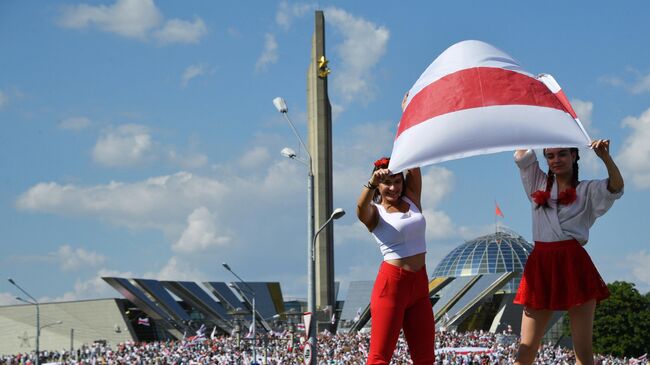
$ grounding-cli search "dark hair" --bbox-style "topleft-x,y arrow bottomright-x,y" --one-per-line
539,148 -> 580,208
371,157 -> 404,203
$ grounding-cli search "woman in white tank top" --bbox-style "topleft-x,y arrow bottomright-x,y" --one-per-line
356,157 -> 435,365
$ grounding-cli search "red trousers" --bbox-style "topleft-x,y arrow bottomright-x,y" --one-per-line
367,261 -> 435,365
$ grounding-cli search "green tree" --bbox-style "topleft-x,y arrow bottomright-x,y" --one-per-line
593,281 -> 650,357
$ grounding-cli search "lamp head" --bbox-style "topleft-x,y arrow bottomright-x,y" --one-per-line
222,262 -> 231,271
8,278 -> 15,285
280,147 -> 297,159
331,208 -> 346,220
273,97 -> 288,113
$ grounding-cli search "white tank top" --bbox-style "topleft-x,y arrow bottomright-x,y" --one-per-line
371,196 -> 427,260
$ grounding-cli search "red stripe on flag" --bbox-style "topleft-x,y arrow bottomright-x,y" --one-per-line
398,67 -> 575,139
552,89 -> 578,119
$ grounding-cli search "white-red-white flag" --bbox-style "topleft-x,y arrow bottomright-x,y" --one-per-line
388,40 -> 591,173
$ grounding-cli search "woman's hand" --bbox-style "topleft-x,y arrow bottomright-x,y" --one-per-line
591,139 -> 624,193
370,168 -> 391,186
591,139 -> 611,160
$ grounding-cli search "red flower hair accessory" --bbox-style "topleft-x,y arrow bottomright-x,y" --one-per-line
558,188 -> 577,205
374,158 -> 390,169
531,190 -> 551,206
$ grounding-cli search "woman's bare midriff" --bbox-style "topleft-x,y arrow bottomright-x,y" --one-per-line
385,252 -> 426,272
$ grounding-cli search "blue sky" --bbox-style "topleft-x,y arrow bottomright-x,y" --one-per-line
1,0 -> 649,305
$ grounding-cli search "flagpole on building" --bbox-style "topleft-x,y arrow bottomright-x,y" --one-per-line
494,199 -> 498,234
494,200 -> 505,235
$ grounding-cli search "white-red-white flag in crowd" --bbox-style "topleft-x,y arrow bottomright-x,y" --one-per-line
388,40 -> 591,173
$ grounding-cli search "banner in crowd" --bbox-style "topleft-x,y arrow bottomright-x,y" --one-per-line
388,40 -> 591,173
435,347 -> 493,355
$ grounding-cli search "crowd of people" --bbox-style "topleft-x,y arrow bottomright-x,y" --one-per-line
1,329 -> 644,365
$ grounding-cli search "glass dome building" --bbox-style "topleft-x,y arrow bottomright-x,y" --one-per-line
431,229 -> 533,294
431,229 -> 533,278
423,229 -> 535,333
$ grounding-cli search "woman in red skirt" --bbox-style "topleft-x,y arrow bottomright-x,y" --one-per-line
514,140 -> 624,365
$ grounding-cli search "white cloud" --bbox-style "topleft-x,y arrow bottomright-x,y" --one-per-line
58,0 -> 206,45
93,123 -> 209,169
275,1 -> 315,30
600,70 -> 650,94
457,224 -> 498,241
335,221 -> 371,245
92,124 -> 153,166
630,74 -> 650,94
625,250 -> 650,291
58,116 -> 91,131
617,107 -> 650,189
325,8 -> 389,103
255,33 -> 279,72
56,245 -> 106,271
238,146 -> 271,169
42,260 -> 206,302
599,75 -> 624,88
420,167 -> 454,209
167,149 -> 208,169
155,17 -> 207,45
16,171 -> 229,233
146,257 -> 208,281
571,99 -> 593,130
172,207 -> 230,253
0,89 -> 7,109
6,245 -> 106,272
0,292 -> 20,305
42,268 -> 137,302
422,209 -> 455,240
58,0 -> 163,40
181,64 -> 207,88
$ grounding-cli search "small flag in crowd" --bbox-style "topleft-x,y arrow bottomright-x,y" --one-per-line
353,307 -> 362,322
303,312 -> 312,336
137,317 -> 150,326
245,322 -> 255,338
187,324 -> 206,343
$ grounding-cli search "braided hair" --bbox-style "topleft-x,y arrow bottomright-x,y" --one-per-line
538,148 -> 580,208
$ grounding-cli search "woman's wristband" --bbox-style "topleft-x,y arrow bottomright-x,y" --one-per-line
364,181 -> 377,190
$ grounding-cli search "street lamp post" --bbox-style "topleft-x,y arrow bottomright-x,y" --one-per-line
223,263 -> 258,365
273,96 -> 345,365
8,278 -> 40,365
228,307 -> 250,349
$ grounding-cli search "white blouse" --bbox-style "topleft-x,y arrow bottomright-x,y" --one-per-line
515,150 -> 623,244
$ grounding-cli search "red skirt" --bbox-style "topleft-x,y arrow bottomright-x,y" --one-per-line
514,239 -> 610,310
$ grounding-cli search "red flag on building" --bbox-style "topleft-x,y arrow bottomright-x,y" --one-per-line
495,202 -> 505,218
